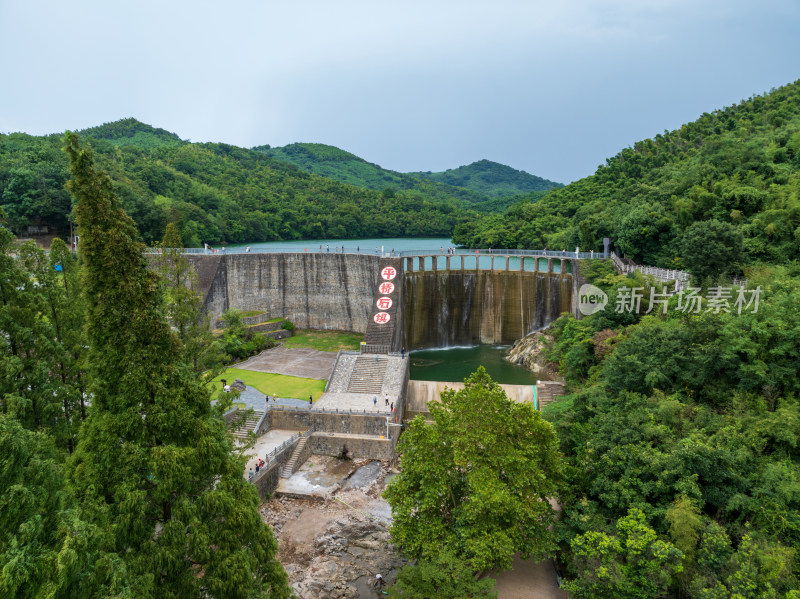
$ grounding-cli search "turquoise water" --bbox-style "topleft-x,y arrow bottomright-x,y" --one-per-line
224,237 -> 565,272
225,237 -> 453,253
410,345 -> 542,385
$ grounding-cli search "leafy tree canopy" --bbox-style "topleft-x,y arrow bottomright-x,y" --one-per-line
384,367 -> 564,572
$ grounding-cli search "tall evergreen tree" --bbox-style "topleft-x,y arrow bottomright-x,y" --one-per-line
155,222 -> 224,375
64,133 -> 291,599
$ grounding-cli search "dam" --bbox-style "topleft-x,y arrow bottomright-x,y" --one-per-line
187,250 -> 580,348
184,248 -> 580,483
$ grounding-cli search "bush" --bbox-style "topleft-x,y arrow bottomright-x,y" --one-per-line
280,319 -> 295,331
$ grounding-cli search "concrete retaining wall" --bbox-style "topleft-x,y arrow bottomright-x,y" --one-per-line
309,433 -> 394,460
406,380 -> 535,415
187,253 -> 379,331
271,409 -> 389,436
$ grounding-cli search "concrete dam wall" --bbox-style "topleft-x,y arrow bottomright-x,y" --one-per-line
187,253 -> 378,333
403,270 -> 573,348
184,253 -> 575,346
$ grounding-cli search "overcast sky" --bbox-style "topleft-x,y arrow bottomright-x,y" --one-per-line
1,0 -> 799,183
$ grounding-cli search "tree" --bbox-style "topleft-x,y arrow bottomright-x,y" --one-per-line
615,202 -> 675,264
388,550 -> 497,599
680,219 -> 743,279
563,508 -> 684,599
63,132 -> 291,598
0,415 -> 70,597
384,367 -> 563,572
155,223 -> 223,375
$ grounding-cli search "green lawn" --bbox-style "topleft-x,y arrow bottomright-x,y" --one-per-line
210,368 -> 326,401
282,329 -> 363,352
266,317 -> 285,323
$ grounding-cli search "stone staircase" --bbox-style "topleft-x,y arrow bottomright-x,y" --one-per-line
230,410 -> 264,440
280,437 -> 308,478
535,382 -> 566,410
347,356 -> 388,394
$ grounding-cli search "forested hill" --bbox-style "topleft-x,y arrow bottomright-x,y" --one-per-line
255,142 -> 557,203
454,79 -> 800,271
410,159 -> 562,198
255,142 -> 418,191
0,120 -> 478,246
78,117 -> 186,149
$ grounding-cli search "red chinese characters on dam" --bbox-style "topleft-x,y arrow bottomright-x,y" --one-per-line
376,297 -> 393,310
378,282 -> 394,294
381,266 -> 397,281
374,312 -> 391,324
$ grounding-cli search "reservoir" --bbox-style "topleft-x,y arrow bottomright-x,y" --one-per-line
410,345 -> 541,385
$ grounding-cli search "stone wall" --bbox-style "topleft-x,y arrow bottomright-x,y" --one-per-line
271,409 -> 389,436
309,433 -> 394,460
187,253 -> 379,331
253,462 -> 282,500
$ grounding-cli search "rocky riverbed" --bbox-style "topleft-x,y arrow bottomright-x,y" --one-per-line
261,459 -> 406,598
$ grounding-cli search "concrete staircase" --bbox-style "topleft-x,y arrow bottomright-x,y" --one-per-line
231,410 -> 264,440
347,356 -> 388,394
280,437 -> 308,478
535,382 -> 566,410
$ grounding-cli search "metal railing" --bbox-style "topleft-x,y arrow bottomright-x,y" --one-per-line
400,248 -> 606,259
362,344 -> 390,354
145,246 -> 610,259
263,403 -> 392,417
609,251 -> 748,291
252,428 -> 312,481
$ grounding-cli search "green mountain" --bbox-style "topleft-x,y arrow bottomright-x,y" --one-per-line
411,159 -> 562,198
78,118 -> 186,149
454,79 -> 800,270
254,142 -> 558,205
0,120 -> 476,246
255,142 -> 412,190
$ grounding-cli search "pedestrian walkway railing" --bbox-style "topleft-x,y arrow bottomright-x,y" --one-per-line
362,344 -> 390,354
610,252 -> 748,291
263,403 -> 392,417
253,409 -> 269,436
145,246 -> 611,259
253,429 -> 311,481
399,248 -> 606,259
